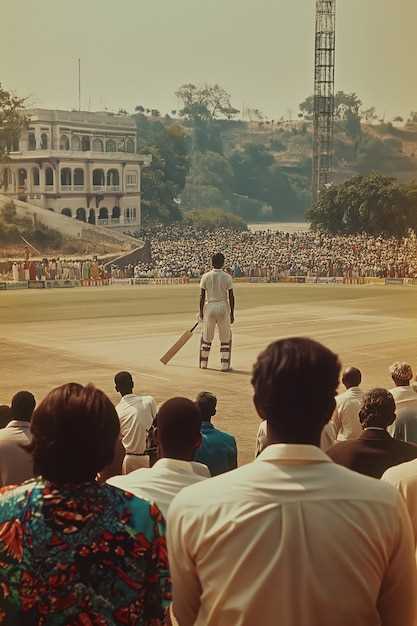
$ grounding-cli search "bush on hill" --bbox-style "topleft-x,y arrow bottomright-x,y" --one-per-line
184,208 -> 246,231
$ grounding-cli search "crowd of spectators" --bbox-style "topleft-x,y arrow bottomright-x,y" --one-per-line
128,224 -> 417,279
3,340 -> 417,624
3,225 -> 417,284
0,256 -> 107,282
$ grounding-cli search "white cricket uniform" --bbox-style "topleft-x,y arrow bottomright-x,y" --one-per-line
200,269 -> 233,370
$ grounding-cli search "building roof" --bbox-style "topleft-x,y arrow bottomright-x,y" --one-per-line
28,108 -> 136,130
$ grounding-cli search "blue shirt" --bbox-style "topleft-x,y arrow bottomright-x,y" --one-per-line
195,422 -> 238,476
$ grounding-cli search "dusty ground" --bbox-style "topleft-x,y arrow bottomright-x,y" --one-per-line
2,282 -> 417,465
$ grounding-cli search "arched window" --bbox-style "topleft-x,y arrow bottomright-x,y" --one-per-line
92,138 -> 104,152
81,136 -> 91,151
76,207 -> 86,221
32,167 -> 40,187
60,168 -> 72,186
28,132 -> 36,150
73,168 -> 84,186
62,208 -> 72,217
40,133 -> 48,149
45,167 -> 54,186
106,139 -> 116,152
126,138 -> 135,153
112,206 -> 120,219
18,169 -> 27,187
99,207 -> 108,219
60,135 -> 70,150
72,135 -> 81,150
88,209 -> 96,224
92,169 -> 105,186
106,169 -> 120,186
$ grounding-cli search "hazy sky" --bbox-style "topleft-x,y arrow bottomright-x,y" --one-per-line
2,0 -> 417,120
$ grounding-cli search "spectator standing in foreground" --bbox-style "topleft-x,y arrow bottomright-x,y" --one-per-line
0,383 -> 170,624
332,367 -> 363,441
328,388 -> 417,478
388,362 -> 417,441
168,338 -> 416,626
109,397 -> 210,517
114,371 -> 157,473
0,391 -> 35,486
0,405 -> 11,429
195,391 -> 237,475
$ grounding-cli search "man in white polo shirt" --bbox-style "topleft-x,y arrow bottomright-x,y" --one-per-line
199,252 -> 235,372
332,366 -> 364,441
108,397 -> 210,518
114,371 -> 157,474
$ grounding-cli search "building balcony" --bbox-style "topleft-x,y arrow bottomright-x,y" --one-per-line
93,185 -> 105,193
107,185 -> 121,192
61,185 -> 72,192
97,218 -> 109,225
73,185 -> 84,192
111,218 -> 120,225
45,184 -> 54,192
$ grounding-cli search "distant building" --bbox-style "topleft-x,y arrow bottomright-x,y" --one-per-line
0,109 -> 151,231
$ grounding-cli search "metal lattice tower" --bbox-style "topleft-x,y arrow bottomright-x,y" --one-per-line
312,0 -> 336,204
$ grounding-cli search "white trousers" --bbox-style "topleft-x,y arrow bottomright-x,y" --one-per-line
203,302 -> 231,343
200,302 -> 232,370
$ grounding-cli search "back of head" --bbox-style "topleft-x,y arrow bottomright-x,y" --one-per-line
252,337 -> 340,443
11,391 -> 36,422
342,367 -> 362,389
0,405 -> 11,429
196,391 -> 217,421
389,362 -> 413,387
157,397 -> 202,460
30,383 -> 120,483
114,371 -> 134,394
212,253 -> 225,269
359,388 -> 396,430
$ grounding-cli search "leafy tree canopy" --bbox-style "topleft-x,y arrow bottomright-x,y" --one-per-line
175,83 -> 239,122
0,84 -> 28,157
308,174 -> 417,236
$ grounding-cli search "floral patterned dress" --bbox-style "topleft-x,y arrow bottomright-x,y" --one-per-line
0,479 -> 171,625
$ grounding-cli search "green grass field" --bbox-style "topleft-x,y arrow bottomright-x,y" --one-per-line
2,282 -> 417,464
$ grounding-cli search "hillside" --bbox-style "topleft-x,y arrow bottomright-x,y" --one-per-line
136,110 -> 417,225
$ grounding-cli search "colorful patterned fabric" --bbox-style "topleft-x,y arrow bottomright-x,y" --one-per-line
0,479 -> 171,625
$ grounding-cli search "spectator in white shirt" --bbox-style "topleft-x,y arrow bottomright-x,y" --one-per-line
168,337 -> 416,626
383,458 -> 417,556
388,362 -> 417,437
108,397 -> 210,518
332,367 -> 363,441
114,371 -> 157,474
0,391 -> 36,486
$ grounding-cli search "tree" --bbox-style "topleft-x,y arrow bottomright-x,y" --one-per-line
299,91 -> 363,120
181,151 -> 234,211
175,83 -> 238,122
393,116 -> 404,123
0,84 -> 27,157
308,174 -> 417,236
135,105 -> 145,113
134,115 -> 189,222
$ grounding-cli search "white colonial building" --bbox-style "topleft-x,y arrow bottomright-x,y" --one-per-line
0,109 -> 151,231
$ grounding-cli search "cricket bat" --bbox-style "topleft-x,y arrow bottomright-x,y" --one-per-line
160,322 -> 199,365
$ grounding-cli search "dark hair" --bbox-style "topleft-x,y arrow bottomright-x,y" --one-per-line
252,337 -> 340,441
359,388 -> 396,429
11,391 -> 36,421
28,383 -> 120,483
196,392 -> 217,421
0,406 -> 11,429
114,371 -> 133,393
342,367 -> 362,389
212,253 -> 225,269
157,397 -> 202,458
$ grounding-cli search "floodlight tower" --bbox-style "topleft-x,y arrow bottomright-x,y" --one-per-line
312,0 -> 336,204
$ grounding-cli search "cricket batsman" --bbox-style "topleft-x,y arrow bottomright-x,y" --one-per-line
199,252 -> 235,372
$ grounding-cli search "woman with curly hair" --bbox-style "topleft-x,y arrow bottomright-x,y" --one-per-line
0,383 -> 171,625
